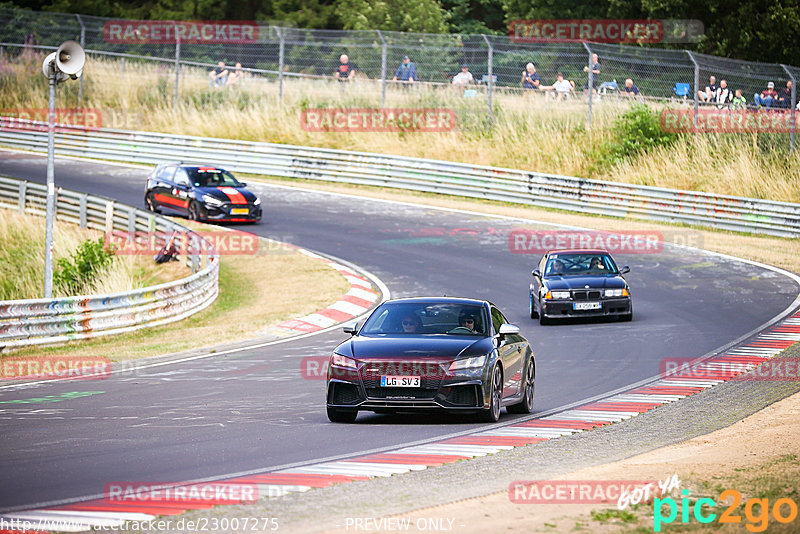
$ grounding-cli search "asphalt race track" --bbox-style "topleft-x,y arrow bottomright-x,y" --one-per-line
0,151 -> 798,511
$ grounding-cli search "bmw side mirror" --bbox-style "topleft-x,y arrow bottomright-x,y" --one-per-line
532,269 -> 542,278
620,266 -> 630,275
343,322 -> 359,336
239,182 -> 247,187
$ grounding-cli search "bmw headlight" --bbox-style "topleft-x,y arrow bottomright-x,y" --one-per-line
253,198 -> 261,206
605,288 -> 629,297
202,194 -> 224,206
448,354 -> 487,371
545,291 -> 571,300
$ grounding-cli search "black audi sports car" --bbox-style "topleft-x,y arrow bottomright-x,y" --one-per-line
530,249 -> 632,325
144,163 -> 261,223
326,297 -> 535,423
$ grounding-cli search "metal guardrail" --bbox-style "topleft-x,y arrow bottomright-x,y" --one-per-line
0,175 -> 219,349
1,119 -> 799,237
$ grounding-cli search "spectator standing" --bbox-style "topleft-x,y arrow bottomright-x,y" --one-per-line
392,55 -> 416,84
335,54 -> 357,82
777,81 -> 793,108
583,53 -> 601,96
451,64 -> 474,85
698,75 -> 718,102
620,78 -> 640,98
754,82 -> 778,108
731,89 -> 747,110
521,63 -> 540,90
208,61 -> 228,88
714,79 -> 733,107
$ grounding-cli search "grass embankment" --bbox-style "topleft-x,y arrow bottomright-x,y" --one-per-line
0,209 -> 185,300
1,54 -> 798,203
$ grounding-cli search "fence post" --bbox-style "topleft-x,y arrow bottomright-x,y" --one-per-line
377,30 -> 387,109
121,57 -> 125,74
173,21 -> 180,110
18,181 -> 26,214
276,27 -> 285,102
482,35 -> 493,123
686,51 -> 700,130
583,42 -> 593,130
781,65 -> 796,153
75,14 -> 85,106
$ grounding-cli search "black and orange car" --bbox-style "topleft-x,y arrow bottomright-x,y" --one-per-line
144,163 -> 261,223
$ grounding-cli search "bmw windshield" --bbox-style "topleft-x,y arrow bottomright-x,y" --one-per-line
359,302 -> 488,336
545,253 -> 619,276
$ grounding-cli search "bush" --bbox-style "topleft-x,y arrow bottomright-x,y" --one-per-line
54,237 -> 116,295
594,104 -> 679,170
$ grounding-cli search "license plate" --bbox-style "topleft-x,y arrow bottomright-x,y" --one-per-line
573,302 -> 601,310
231,208 -> 249,214
380,376 -> 420,387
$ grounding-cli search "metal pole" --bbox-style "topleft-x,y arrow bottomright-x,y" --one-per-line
583,42 -> 593,130
377,30 -> 387,109
277,27 -> 285,102
173,22 -> 180,110
75,14 -> 85,106
44,66 -> 57,298
781,65 -> 796,152
482,35 -> 493,122
687,51 -> 700,130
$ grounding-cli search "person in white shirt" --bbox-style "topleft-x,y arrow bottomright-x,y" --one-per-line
543,72 -> 575,101
451,64 -> 474,85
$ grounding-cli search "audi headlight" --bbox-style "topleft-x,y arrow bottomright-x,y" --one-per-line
545,291 -> 571,300
605,288 -> 629,297
202,194 -> 224,206
253,198 -> 261,206
449,354 -> 487,371
331,353 -> 357,369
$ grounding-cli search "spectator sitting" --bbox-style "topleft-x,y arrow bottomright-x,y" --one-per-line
754,82 -> 778,108
620,78 -> 640,98
335,54 -> 357,82
208,61 -> 229,88
543,72 -> 575,101
451,64 -> 474,85
714,79 -> 733,108
698,75 -> 718,102
777,81 -> 793,108
731,89 -> 747,110
392,55 -> 416,84
226,62 -> 243,86
521,63 -> 540,90
583,53 -> 601,96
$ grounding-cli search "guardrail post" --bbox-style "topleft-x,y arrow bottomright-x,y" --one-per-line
18,181 -> 27,214
190,235 -> 199,273
482,35 -> 493,123
276,27 -> 285,102
75,14 -> 86,106
687,51 -> 700,130
781,65 -> 796,153
583,42 -> 593,130
79,193 -> 87,228
127,207 -> 136,239
105,201 -> 114,235
377,30 -> 387,109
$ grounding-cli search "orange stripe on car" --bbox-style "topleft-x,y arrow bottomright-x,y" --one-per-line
217,187 -> 247,205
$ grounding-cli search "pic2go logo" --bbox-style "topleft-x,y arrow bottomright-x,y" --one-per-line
654,489 -> 799,532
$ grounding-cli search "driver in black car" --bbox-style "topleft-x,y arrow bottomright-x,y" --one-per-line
457,313 -> 479,333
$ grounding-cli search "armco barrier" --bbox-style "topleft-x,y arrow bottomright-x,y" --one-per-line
1,119 -> 799,237
0,175 -> 219,349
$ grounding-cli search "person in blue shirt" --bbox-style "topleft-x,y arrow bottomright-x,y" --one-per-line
521,63 -> 540,90
393,56 -> 416,84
